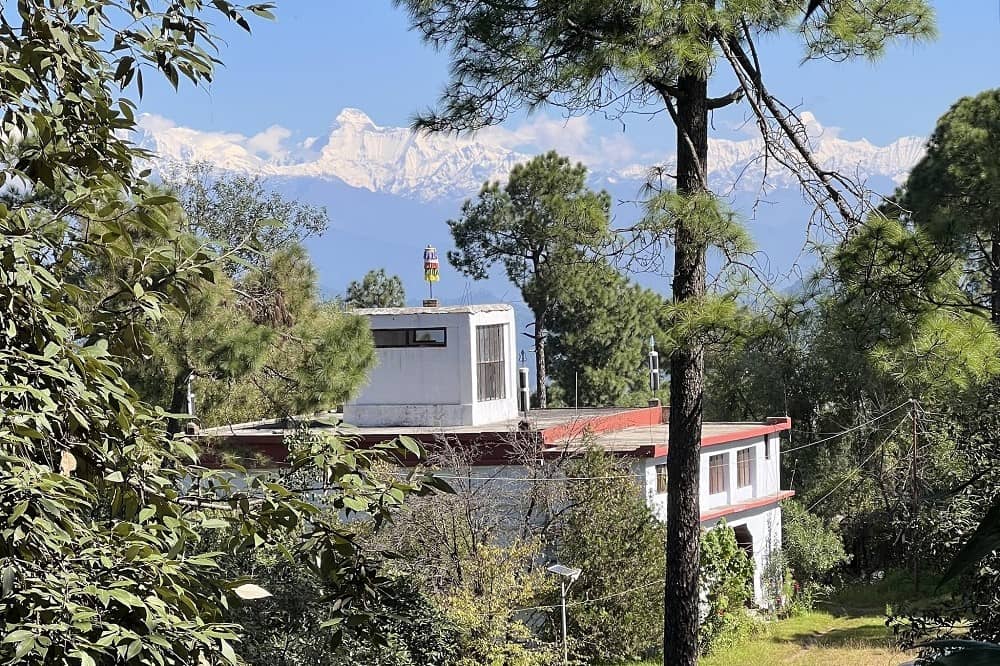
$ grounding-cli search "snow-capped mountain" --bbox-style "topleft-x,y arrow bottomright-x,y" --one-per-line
137,108 -> 528,201
136,108 -> 926,203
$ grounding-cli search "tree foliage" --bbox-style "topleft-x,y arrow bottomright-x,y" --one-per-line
162,162 -> 329,276
901,89 -> 1000,323
555,447 -> 666,663
0,2 -> 442,664
74,163 -> 374,429
699,522 -> 757,654
547,260 -> 670,407
345,269 -> 406,309
448,151 -> 611,409
782,499 -> 850,585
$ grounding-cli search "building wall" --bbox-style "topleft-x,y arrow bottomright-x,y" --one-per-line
641,434 -> 784,607
345,306 -> 519,427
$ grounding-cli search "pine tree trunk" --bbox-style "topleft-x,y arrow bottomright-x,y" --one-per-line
663,68 -> 710,666
167,369 -> 191,435
534,313 -> 547,409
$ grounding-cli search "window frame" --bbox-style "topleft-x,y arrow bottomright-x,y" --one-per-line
655,463 -> 668,494
708,453 -> 728,495
372,327 -> 447,348
476,324 -> 507,401
764,434 -> 771,460
736,447 -> 754,489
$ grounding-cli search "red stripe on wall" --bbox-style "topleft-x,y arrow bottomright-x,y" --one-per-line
700,490 -> 796,522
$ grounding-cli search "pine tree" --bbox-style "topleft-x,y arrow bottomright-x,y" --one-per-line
345,268 -> 406,308
394,2 -> 934,661
548,260 -> 670,407
447,151 -> 611,409
900,89 -> 1000,324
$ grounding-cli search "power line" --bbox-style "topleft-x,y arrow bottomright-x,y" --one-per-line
805,414 -> 909,513
782,400 -> 912,454
422,472 -> 647,482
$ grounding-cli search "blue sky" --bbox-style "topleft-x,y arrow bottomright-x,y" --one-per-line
139,1 -> 1000,150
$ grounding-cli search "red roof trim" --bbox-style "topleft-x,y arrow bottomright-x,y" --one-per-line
700,417 -> 792,449
540,406 -> 665,445
699,490 -> 795,522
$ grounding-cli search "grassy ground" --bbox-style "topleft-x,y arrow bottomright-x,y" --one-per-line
701,610 -> 911,666
632,610 -> 912,665
632,574 -> 941,665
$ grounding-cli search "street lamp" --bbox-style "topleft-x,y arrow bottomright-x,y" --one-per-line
546,563 -> 582,665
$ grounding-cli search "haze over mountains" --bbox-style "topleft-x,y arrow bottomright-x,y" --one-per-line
136,107 -> 928,301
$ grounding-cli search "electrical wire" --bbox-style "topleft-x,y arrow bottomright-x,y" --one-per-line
781,400 -> 912,454
805,414 -> 909,513
396,402 -> 925,486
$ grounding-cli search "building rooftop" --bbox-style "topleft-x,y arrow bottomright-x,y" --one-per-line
352,303 -> 514,316
197,406 -> 791,467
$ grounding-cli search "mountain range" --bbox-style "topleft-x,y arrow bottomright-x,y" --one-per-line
136,107 -> 928,301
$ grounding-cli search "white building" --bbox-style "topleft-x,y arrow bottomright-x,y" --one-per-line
204,304 -> 793,607
345,304 -> 518,427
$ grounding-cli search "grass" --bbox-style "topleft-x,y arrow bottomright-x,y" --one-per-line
631,610 -> 912,665
625,573 -> 954,665
628,572 -> 935,666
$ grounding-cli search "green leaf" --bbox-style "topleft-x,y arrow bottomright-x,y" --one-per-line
105,470 -> 124,483
397,435 -> 423,457
220,639 -> 238,664
940,497 -> 1000,585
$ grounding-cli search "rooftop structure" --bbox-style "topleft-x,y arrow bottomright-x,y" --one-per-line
344,303 -> 518,428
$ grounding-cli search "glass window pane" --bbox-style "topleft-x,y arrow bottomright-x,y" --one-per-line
372,329 -> 407,347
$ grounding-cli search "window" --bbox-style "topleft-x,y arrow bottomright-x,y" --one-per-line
476,324 -> 506,401
764,435 -> 771,460
737,447 -> 754,489
709,454 -> 727,495
656,464 -> 668,494
372,327 -> 447,348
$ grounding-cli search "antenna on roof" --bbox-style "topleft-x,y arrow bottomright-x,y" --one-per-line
518,350 -> 530,419
648,335 -> 660,394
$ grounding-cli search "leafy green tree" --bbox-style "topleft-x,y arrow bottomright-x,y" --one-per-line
223,530 -> 461,666
782,500 -> 850,586
345,268 -> 407,309
547,261 -> 670,407
0,2 -> 441,664
80,192 -> 373,431
395,3 -> 933,659
163,161 -> 329,276
556,447 -> 666,663
447,151 -> 611,409
134,243 -> 375,429
901,89 -> 1000,324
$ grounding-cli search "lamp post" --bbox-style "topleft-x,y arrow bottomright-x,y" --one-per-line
546,563 -> 582,664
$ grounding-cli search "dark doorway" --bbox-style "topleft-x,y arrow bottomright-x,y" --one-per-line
733,524 -> 754,559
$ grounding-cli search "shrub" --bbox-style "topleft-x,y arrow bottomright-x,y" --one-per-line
783,500 -> 850,585
699,521 -> 759,653
225,533 -> 461,666
444,540 -> 557,666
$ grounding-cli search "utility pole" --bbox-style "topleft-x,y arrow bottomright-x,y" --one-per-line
911,398 -> 919,595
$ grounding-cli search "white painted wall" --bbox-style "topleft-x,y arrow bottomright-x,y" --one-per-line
641,433 -> 785,607
344,305 -> 518,427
